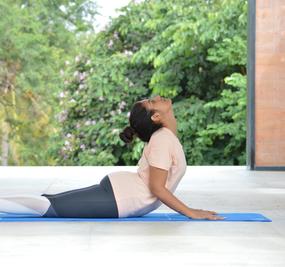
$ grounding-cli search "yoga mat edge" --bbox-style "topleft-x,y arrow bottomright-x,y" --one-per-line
0,212 -> 272,222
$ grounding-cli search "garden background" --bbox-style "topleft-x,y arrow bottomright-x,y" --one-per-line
0,0 -> 247,166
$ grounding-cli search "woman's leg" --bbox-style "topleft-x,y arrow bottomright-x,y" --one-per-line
40,175 -> 119,218
0,194 -> 51,216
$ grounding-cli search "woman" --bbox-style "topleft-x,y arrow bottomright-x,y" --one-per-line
0,95 -> 224,220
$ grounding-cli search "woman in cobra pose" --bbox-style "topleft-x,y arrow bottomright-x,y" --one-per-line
0,95 -> 224,220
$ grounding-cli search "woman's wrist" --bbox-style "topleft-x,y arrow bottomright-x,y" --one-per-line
185,207 -> 196,217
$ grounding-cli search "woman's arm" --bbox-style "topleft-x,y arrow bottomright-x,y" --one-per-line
149,165 -> 224,220
151,186 -> 195,217
149,165 -> 194,217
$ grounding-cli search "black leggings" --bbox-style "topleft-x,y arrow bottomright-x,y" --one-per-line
41,175 -> 119,218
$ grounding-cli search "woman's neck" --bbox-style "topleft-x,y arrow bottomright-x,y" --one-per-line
164,115 -> 177,137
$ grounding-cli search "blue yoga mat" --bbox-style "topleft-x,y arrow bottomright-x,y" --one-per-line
0,212 -> 271,222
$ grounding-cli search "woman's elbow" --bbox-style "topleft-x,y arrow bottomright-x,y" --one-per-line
150,186 -> 166,197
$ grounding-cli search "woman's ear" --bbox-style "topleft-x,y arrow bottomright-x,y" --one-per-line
151,111 -> 161,124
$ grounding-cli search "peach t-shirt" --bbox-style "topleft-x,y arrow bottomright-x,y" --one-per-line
108,127 -> 187,218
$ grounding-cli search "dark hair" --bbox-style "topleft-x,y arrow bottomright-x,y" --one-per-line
119,101 -> 163,144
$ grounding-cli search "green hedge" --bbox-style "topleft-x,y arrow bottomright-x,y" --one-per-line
54,0 -> 247,166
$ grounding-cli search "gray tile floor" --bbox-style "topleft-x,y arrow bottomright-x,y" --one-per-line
0,166 -> 284,267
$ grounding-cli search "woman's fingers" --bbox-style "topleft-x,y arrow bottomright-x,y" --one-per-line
206,210 -> 217,214
204,211 -> 224,220
211,215 -> 225,220
199,209 -> 218,215
188,210 -> 225,220
194,209 -> 224,219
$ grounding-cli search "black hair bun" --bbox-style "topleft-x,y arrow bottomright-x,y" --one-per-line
119,126 -> 136,144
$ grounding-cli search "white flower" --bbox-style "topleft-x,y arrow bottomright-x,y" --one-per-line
76,123 -> 81,129
85,120 -> 92,126
65,140 -> 70,146
86,59 -> 91,65
112,129 -> 119,134
59,92 -> 65,98
117,109 -> 122,114
75,55 -> 81,63
91,148 -> 96,153
79,72 -> 86,81
108,39 -> 114,48
75,90 -> 79,95
66,133 -> 72,138
80,144 -> 86,150
65,60 -> 70,65
90,67 -> 94,73
70,99 -> 76,103
119,101 -> 127,109
92,120 -> 97,125
64,80 -> 69,85
110,110 -> 116,116
60,69 -> 64,76
73,71 -> 79,78
99,96 -> 105,101
113,32 -> 119,40
127,111 -> 130,117
79,84 -> 85,90
123,50 -> 133,56
56,110 -> 68,122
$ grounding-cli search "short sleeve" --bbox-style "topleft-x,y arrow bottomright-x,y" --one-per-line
146,132 -> 173,171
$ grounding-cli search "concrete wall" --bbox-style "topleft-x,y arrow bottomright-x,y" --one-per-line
255,0 -> 285,167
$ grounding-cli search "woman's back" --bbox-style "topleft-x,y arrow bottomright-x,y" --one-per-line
108,127 -> 187,218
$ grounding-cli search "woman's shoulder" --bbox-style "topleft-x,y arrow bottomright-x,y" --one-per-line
149,127 -> 175,143
145,127 -> 175,153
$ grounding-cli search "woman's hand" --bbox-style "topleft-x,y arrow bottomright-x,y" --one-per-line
186,208 -> 225,220
191,208 -> 218,214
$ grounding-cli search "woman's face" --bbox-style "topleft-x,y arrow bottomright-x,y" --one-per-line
139,95 -> 173,125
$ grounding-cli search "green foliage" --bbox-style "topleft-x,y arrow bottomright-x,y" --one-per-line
197,73 -> 247,164
56,0 -> 247,166
0,0 -> 97,165
0,0 -> 248,166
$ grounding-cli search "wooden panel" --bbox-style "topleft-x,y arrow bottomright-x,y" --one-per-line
255,0 -> 285,166
256,142 -> 285,166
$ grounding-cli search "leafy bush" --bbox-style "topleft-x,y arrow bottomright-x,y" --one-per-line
54,0 -> 247,166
